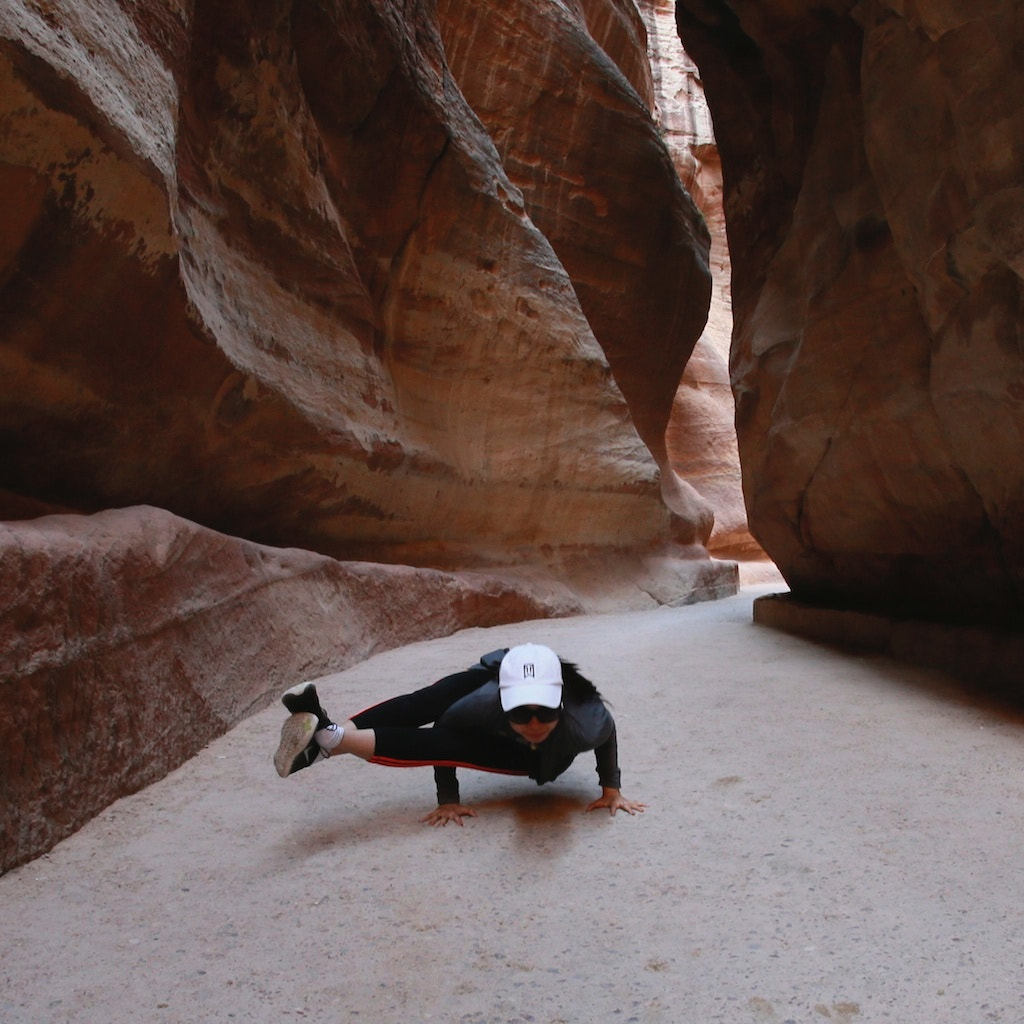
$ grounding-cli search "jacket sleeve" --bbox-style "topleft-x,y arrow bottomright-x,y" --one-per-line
593,717 -> 622,790
434,765 -> 460,804
432,677 -> 505,803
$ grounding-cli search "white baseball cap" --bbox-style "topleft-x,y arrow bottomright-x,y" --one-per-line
498,643 -> 563,710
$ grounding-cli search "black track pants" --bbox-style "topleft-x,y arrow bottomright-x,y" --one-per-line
351,667 -> 530,776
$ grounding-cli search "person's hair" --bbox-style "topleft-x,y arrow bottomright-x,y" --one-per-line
558,659 -> 605,703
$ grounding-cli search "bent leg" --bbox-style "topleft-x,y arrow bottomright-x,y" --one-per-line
349,667 -> 490,730
326,665 -> 527,775
332,721 -> 528,775
370,724 -> 529,775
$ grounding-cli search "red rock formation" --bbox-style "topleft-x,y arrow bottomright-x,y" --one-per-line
0,505 -> 583,873
0,0 -> 719,567
0,0 -> 737,869
638,0 -> 760,557
436,0 -> 716,541
677,0 -> 1024,626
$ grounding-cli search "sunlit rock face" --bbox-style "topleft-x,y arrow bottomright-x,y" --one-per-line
0,0 -> 719,570
637,0 -> 757,557
435,0 -> 716,543
677,0 -> 1024,626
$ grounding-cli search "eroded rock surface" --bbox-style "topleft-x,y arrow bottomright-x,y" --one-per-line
0,505 -> 561,873
677,0 -> 1024,625
435,0 -> 715,539
0,0 -> 744,869
0,0 -> 719,565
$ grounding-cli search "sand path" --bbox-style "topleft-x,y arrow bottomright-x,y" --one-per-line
3,585 -> 1023,1023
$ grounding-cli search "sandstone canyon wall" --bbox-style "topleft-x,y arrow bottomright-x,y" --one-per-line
677,0 -> 1024,628
0,0 -> 743,870
0,0 -> 725,565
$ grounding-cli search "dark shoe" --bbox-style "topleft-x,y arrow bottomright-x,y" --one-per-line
274,712 -> 324,778
282,682 -> 334,731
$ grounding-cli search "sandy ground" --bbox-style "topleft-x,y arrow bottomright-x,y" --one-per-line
3,584 -> 1024,1024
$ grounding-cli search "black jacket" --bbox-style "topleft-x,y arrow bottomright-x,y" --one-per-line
433,672 -> 622,804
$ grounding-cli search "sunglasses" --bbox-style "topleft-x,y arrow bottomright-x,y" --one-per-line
505,704 -> 561,726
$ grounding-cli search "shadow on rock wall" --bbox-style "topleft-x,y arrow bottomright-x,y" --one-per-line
677,0 -> 1024,629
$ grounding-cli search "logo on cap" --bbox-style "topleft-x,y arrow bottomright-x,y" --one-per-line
523,663 -> 535,678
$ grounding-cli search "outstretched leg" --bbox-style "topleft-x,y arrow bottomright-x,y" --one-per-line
276,666 -> 511,776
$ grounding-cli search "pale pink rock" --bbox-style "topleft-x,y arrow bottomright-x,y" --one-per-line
638,0 -> 758,557
0,506 -> 553,872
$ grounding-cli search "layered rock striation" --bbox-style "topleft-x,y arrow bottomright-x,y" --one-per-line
0,0 -> 722,566
638,0 -> 757,558
0,0 -> 740,868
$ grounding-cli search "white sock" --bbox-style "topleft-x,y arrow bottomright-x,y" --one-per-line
314,723 -> 344,755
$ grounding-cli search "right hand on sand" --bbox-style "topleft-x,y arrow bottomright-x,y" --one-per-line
420,803 -> 478,827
